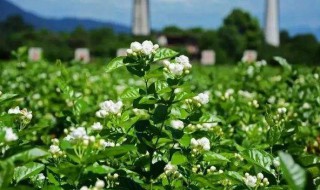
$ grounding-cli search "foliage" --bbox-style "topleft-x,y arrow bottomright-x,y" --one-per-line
0,42 -> 320,189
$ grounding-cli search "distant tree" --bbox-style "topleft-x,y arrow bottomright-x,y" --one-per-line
286,34 -> 319,64
218,9 -> 263,61
68,27 -> 89,48
0,15 -> 33,59
163,26 -> 185,36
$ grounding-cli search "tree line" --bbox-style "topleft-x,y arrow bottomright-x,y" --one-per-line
0,9 -> 319,65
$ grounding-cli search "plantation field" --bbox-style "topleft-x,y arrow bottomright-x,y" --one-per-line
0,44 -> 320,190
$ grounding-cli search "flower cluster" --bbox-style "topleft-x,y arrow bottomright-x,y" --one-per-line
163,162 -> 182,179
8,106 -> 33,121
105,173 -> 120,188
127,41 -> 159,56
190,137 -> 210,153
96,100 -> 123,118
49,139 -> 65,158
163,55 -> 192,76
80,179 -> 105,190
64,127 -> 92,147
191,122 -> 218,132
244,173 -> 269,188
192,92 -> 210,105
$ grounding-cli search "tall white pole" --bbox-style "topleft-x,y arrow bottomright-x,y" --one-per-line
265,0 -> 280,46
132,0 -> 150,36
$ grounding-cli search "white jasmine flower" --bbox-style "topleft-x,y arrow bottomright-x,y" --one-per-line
20,108 -> 32,120
96,110 -> 107,118
102,140 -> 117,148
130,41 -> 142,52
126,49 -> 133,54
273,157 -> 280,167
175,55 -> 192,69
263,177 -> 270,185
302,103 -> 311,110
164,162 -> 178,175
209,166 -> 216,172
8,106 -> 20,114
268,96 -> 276,104
98,100 -> 123,116
80,186 -> 89,190
193,92 -> 210,105
257,173 -> 264,179
91,122 -> 103,131
153,44 -> 159,50
190,137 -> 210,152
65,127 -> 88,142
170,120 -> 184,130
95,179 -> 105,189
37,173 -> 46,180
277,107 -> 287,114
202,122 -> 217,131
141,40 -> 154,55
168,63 -> 184,76
4,127 -> 18,142
49,145 -> 60,154
163,60 -> 170,67
244,174 -> 257,188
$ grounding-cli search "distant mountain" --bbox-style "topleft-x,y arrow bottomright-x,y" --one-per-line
0,0 -> 130,33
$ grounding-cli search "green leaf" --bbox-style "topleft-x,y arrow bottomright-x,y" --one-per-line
106,56 -> 126,72
139,95 -> 157,104
14,162 -> 44,183
155,81 -> 171,94
153,105 -> 168,124
241,149 -> 274,175
171,152 -> 188,165
0,161 -> 14,188
153,48 -> 179,62
121,87 -> 140,100
192,175 -> 215,188
279,151 -> 306,190
178,135 -> 191,147
85,164 -> 115,174
88,145 -> 137,163
47,171 -> 59,186
74,99 -> 88,116
203,152 -> 230,164
8,148 -> 48,164
0,93 -> 19,104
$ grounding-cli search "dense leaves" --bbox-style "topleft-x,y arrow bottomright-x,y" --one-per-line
0,44 -> 320,189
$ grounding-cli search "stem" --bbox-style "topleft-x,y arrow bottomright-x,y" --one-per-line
155,121 -> 165,148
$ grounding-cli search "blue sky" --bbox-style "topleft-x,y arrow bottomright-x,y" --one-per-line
7,0 -> 320,32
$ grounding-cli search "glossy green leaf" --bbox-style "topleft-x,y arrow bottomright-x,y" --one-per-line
121,87 -> 140,99
8,148 -> 48,164
171,152 -> 188,165
153,48 -> 179,62
279,151 -> 306,190
14,162 -> 44,183
106,56 -> 126,72
242,149 -> 274,175
204,152 -> 230,163
0,93 -> 19,104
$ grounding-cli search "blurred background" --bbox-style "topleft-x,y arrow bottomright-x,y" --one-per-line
0,0 -> 319,65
